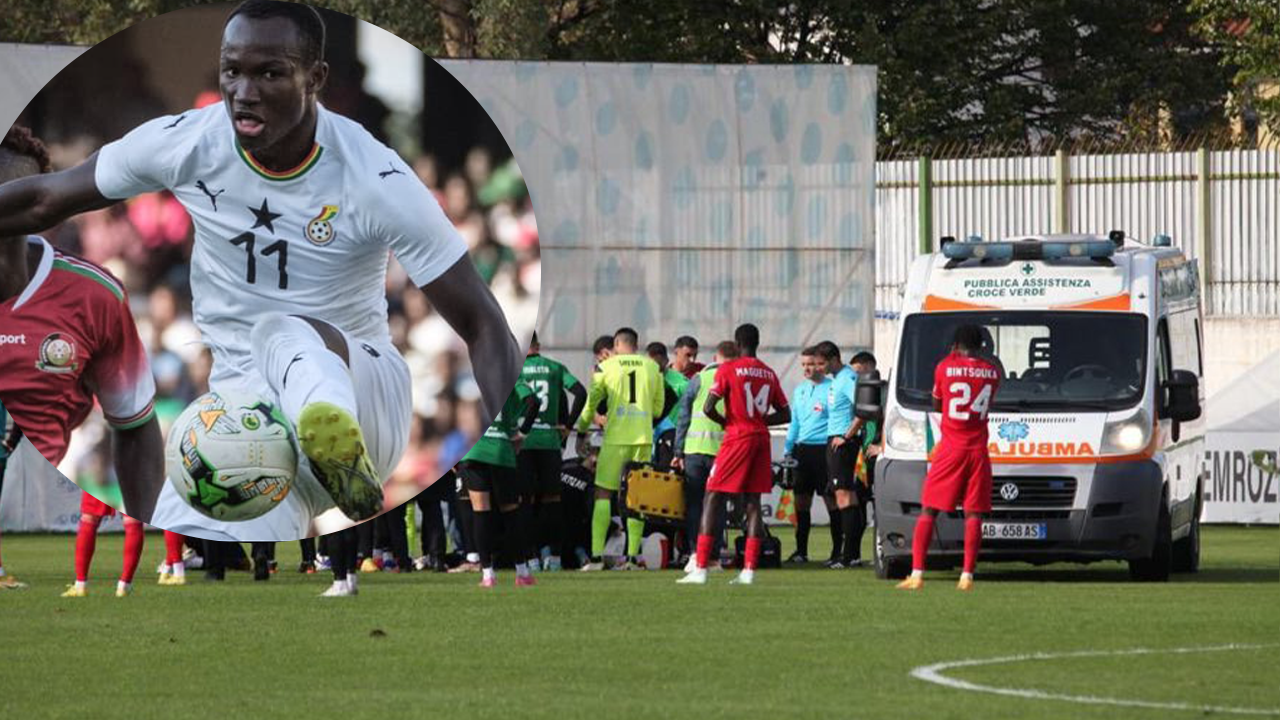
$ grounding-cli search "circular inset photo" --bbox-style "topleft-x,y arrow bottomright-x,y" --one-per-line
0,1 -> 539,541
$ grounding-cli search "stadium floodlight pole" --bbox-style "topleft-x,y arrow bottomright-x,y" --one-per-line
1195,146 -> 1212,306
918,156 -> 933,255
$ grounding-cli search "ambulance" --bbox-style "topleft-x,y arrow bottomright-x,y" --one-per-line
873,232 -> 1205,581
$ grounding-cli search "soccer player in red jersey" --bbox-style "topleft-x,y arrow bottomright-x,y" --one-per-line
0,412 -> 25,589
158,530 -> 189,585
0,126 -> 165,597
898,325 -> 1001,591
679,324 -> 789,586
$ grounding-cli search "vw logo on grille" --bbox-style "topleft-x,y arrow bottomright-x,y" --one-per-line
999,482 -> 1020,501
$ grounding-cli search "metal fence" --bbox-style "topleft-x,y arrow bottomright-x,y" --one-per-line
874,138 -> 1280,317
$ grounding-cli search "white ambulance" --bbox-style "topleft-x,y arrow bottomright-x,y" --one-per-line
874,232 -> 1205,581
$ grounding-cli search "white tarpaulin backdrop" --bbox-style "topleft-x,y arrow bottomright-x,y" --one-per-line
1202,351 -> 1279,524
1,439 -> 126,533
0,43 -> 86,128
443,62 -> 877,389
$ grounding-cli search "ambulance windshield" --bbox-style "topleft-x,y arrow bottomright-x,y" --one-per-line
896,311 -> 1147,412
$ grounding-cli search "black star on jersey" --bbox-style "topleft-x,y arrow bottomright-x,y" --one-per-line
248,198 -> 282,233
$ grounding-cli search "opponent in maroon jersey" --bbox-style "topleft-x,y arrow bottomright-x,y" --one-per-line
678,324 -> 789,586
0,126 -> 164,596
898,324 -> 1001,591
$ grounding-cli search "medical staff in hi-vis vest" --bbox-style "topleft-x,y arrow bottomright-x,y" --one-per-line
672,340 -> 740,569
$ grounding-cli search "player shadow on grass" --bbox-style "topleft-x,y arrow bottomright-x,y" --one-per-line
971,566 -> 1278,584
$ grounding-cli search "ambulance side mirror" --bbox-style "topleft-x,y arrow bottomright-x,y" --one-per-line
1163,370 -> 1201,423
855,370 -> 886,420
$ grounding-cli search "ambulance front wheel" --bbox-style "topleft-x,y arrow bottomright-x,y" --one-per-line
874,527 -> 910,580
1171,485 -> 1201,574
1129,490 -> 1172,582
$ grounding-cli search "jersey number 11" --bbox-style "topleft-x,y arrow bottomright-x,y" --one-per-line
230,232 -> 290,290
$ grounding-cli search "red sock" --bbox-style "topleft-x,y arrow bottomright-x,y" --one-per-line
963,517 -> 982,574
744,537 -> 761,571
695,534 -> 713,570
164,531 -> 184,564
121,521 -> 144,583
75,519 -> 99,582
912,514 -> 935,572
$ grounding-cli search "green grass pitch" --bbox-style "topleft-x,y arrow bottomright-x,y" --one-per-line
0,526 -> 1275,719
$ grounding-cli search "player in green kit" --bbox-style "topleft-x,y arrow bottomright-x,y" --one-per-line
575,328 -> 666,571
646,342 -> 688,469
458,383 -> 539,587
518,332 -> 587,571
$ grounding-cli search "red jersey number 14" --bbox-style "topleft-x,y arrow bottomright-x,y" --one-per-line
744,382 -> 770,417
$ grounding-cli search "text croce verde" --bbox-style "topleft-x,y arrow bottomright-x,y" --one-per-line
962,277 -> 1092,299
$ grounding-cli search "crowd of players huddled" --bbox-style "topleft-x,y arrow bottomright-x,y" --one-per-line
158,328 -> 882,590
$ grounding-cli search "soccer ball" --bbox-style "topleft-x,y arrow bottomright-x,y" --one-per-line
165,391 -> 297,522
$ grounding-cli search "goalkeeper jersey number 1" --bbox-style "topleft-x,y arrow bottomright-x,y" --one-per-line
576,354 -> 663,446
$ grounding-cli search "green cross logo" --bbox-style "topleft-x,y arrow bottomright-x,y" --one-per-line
1021,262 -> 1035,276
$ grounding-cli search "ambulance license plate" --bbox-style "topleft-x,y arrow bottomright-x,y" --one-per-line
981,522 -> 1047,540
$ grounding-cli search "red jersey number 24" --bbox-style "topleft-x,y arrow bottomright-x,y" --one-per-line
946,382 -> 992,421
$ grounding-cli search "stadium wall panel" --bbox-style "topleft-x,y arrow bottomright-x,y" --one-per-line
443,61 -> 878,390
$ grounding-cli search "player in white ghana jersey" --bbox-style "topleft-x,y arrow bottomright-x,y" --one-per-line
0,1 -> 522,541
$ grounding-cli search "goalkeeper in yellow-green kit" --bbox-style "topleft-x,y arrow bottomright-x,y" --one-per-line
575,327 -> 668,570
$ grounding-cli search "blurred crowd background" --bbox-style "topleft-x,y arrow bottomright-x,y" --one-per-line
14,5 -> 540,512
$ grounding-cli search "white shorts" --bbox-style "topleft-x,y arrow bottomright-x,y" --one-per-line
150,332 -> 412,541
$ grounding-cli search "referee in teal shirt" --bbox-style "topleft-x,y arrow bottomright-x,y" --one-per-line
784,346 -> 837,564
819,341 -> 864,568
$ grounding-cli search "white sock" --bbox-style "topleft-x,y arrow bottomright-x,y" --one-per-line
960,571 -> 974,582
172,562 -> 185,577
346,573 -> 359,590
911,569 -> 924,579
249,313 -> 358,424
0,566 -> 7,577
738,569 -> 755,581
482,567 -> 497,581
117,580 -> 131,592
74,580 -> 87,590
515,562 -> 530,579
466,552 -> 480,564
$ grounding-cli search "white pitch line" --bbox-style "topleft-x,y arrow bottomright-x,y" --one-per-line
911,643 -> 1280,716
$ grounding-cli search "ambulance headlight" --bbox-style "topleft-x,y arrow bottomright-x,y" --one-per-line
886,408 -> 926,453
1102,409 -> 1152,455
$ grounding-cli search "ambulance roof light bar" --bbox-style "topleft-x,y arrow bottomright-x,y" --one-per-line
942,238 -> 1116,262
